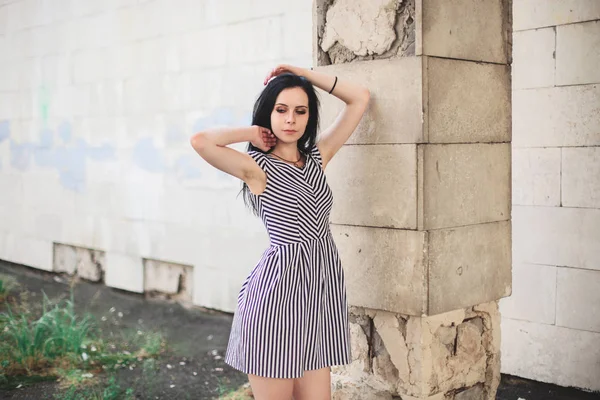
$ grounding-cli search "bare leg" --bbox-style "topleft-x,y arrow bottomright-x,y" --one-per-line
292,367 -> 331,400
248,374 -> 295,400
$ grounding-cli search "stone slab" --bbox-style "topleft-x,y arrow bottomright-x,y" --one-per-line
499,263 -> 557,325
512,27 -> 555,89
418,0 -> 510,64
512,206 -> 600,271
556,20 -> 600,86
315,58 -> 424,144
513,85 -> 600,147
105,252 -> 143,293
556,267 -> 600,333
332,224 -> 427,315
428,221 -> 511,315
327,144 -> 417,229
501,318 -> 600,391
418,144 -> 511,230
513,0 -> 600,31
562,147 -> 600,209
512,147 -> 561,207
425,57 -> 511,143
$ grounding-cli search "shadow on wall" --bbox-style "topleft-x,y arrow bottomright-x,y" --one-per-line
0,107 -> 252,191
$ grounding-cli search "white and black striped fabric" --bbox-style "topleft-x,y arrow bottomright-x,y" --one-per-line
224,144 -> 351,379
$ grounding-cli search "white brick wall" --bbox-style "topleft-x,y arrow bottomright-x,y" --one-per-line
503,1 -> 600,391
0,0 -> 313,312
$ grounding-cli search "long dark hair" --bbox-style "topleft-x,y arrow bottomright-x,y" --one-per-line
241,73 -> 320,215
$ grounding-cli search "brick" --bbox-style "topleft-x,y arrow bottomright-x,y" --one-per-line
512,148 -> 561,206
514,0 -> 600,31
331,224 -> 427,315
513,85 -> 600,147
513,206 -> 600,271
501,318 -> 600,391
419,0 -> 509,64
556,267 -> 600,332
499,263 -> 556,325
426,57 -> 511,143
428,221 -> 511,315
105,252 -> 143,293
419,144 -> 511,230
512,28 -> 555,89
326,144 -> 417,229
316,58 -> 424,145
556,21 -> 600,85
562,147 -> 600,209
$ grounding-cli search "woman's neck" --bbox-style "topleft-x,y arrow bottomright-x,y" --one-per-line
272,142 -> 301,161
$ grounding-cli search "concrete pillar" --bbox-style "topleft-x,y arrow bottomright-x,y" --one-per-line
313,0 -> 512,398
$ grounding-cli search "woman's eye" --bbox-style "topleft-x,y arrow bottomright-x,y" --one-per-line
276,109 -> 286,113
296,111 -> 306,115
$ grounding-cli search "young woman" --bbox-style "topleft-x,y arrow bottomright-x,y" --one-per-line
190,64 -> 370,400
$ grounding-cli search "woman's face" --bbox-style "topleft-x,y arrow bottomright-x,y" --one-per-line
270,87 -> 309,144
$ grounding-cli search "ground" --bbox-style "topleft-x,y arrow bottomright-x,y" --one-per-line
0,261 -> 598,400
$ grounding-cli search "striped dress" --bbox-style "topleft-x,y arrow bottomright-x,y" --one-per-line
224,143 -> 351,379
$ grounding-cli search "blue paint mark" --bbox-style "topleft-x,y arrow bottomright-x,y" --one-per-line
7,120 -> 116,192
40,128 -> 54,148
172,155 -> 203,179
58,121 -> 72,143
132,137 -> 166,173
0,121 -> 9,143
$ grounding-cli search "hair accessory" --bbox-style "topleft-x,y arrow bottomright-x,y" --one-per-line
328,76 -> 338,94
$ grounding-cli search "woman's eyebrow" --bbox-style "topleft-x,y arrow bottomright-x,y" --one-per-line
275,103 -> 308,108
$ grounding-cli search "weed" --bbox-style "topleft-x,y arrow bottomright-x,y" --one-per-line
0,274 -> 19,303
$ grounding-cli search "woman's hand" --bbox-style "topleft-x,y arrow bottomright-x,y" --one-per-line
250,125 -> 277,151
263,64 -> 303,85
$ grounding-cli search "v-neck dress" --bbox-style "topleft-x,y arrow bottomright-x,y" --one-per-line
224,144 -> 351,379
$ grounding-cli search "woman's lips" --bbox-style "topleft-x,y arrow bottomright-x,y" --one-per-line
283,130 -> 296,134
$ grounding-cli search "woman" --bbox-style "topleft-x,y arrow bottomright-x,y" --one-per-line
190,64 -> 370,400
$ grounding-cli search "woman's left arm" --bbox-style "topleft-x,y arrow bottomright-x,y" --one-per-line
264,65 -> 370,169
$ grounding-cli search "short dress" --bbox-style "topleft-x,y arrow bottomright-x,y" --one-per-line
224,143 -> 351,379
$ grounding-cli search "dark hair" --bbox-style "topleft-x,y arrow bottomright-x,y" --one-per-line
240,73 -> 320,215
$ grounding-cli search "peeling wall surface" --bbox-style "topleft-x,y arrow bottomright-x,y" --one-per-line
0,0 -> 313,312
501,1 -> 600,391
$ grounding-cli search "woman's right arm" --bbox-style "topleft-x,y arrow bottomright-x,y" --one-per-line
190,126 -> 276,193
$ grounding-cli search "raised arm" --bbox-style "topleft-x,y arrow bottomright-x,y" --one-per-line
190,126 -> 276,194
264,65 -> 370,169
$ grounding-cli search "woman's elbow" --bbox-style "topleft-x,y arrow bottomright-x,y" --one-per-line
190,132 -> 208,152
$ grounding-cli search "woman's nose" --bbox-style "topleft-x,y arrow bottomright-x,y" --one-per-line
286,111 -> 295,123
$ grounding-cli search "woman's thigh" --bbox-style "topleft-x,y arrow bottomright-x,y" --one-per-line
248,374 -> 295,400
292,367 -> 331,400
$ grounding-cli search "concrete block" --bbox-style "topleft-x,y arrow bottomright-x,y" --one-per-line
227,17 -> 283,64
513,206 -> 600,271
556,267 -> 600,332
428,221 -> 511,315
76,248 -> 105,282
499,263 -> 556,325
514,0 -> 600,31
53,243 -> 78,275
144,259 -> 193,302
512,148 -> 561,206
331,224 -> 427,315
513,85 -> 600,147
193,264 -> 245,313
501,318 -> 600,391
418,0 -> 510,64
425,57 -> 511,143
562,147 -> 600,208
105,252 -> 143,293
0,233 -> 53,271
326,144 -> 417,229
419,144 -> 511,230
512,28 -> 555,89
282,10 -> 312,59
181,27 -> 228,70
556,21 -> 600,85
316,58 -> 424,144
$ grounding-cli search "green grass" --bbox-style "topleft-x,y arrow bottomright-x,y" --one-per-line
0,287 -> 166,398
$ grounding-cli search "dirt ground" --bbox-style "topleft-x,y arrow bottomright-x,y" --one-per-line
0,261 -> 598,400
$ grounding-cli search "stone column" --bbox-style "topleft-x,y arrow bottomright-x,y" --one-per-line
313,1 -> 512,399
